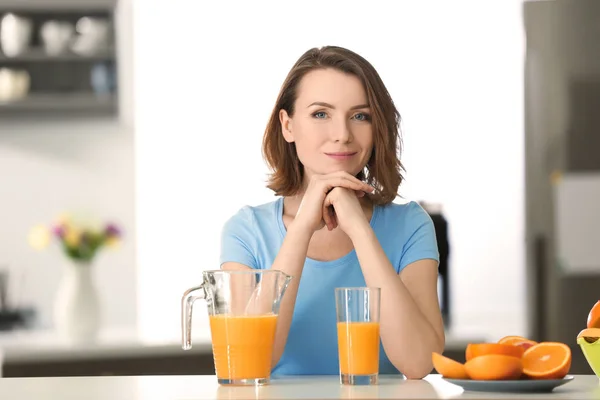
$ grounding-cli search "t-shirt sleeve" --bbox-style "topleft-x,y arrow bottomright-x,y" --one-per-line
398,202 -> 440,273
219,206 -> 260,269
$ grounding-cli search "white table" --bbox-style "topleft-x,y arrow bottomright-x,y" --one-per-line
0,374 -> 597,399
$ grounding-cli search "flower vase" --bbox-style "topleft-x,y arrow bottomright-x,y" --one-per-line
53,260 -> 101,343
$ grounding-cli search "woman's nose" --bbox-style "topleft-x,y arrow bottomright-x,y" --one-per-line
330,120 -> 352,143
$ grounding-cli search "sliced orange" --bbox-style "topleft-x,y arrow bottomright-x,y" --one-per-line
432,352 -> 469,379
522,342 -> 571,380
587,301 -> 600,329
498,335 -> 538,351
465,344 -> 474,361
577,327 -> 600,343
465,343 -> 525,361
465,354 -> 523,380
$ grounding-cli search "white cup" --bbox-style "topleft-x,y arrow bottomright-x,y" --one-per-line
0,13 -> 32,57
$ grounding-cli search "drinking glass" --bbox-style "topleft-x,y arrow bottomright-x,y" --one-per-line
335,287 -> 381,385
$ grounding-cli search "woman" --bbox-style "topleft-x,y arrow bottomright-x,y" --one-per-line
220,45 -> 445,379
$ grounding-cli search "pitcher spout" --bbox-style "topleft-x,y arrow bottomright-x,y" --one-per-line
276,269 -> 293,288
274,269 -> 293,302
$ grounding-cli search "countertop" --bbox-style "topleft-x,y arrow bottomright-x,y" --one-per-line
0,374 -> 597,399
0,327 -> 482,362
0,328 -> 214,362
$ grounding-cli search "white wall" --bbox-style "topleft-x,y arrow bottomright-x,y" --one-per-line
0,120 -> 136,330
134,0 -> 526,341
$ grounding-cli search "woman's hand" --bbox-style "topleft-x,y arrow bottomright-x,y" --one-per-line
323,187 -> 370,236
291,172 -> 374,235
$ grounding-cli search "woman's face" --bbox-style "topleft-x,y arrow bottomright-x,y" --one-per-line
279,68 -> 374,183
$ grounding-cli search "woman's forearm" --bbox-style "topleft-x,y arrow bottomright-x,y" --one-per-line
349,223 -> 444,379
269,222 -> 312,366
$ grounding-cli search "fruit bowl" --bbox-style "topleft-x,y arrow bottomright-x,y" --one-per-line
577,328 -> 600,379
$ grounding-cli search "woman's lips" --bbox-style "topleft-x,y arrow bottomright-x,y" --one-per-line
325,152 -> 357,160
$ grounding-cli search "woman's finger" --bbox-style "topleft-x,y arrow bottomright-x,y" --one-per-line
340,176 -> 374,194
322,200 -> 334,230
323,192 -> 339,231
321,177 -> 373,194
331,172 -> 375,193
331,207 -> 338,230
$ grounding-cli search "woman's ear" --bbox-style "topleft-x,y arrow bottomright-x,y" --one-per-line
279,109 -> 294,143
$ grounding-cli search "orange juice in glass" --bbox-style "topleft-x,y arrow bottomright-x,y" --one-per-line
182,270 -> 292,385
335,287 -> 381,385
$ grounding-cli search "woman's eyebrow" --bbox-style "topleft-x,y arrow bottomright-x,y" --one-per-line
307,101 -> 370,110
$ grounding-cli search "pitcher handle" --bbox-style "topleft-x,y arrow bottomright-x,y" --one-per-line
181,284 -> 206,350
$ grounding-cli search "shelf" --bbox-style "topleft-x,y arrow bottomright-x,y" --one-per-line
0,48 -> 115,63
0,1 -> 119,119
0,93 -> 117,116
0,0 -> 116,12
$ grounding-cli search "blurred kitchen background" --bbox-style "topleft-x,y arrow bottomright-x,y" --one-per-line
0,0 -> 598,377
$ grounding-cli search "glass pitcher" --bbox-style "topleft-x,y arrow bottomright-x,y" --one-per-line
181,269 -> 292,385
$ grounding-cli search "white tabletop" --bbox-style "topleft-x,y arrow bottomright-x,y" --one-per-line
0,374 -> 597,399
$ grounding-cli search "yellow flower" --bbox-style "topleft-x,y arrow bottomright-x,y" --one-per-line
105,236 -> 120,249
64,227 -> 81,248
28,225 -> 50,250
54,212 -> 71,226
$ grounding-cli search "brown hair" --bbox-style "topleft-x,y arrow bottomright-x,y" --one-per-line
261,45 -> 404,205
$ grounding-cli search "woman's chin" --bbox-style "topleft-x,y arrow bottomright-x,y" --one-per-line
303,164 -> 365,179
319,167 -> 363,176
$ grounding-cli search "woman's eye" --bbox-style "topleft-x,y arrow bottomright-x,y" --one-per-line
313,111 -> 327,119
353,113 -> 370,121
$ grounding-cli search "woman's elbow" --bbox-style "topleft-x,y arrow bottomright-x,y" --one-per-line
402,362 -> 434,380
397,337 -> 445,379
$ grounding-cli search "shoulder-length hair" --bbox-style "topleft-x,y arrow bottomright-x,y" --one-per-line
262,46 -> 404,205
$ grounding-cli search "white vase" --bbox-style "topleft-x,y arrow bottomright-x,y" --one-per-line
53,260 -> 101,343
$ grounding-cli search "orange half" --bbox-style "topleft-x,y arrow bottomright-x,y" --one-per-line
587,301 -> 600,329
465,343 -> 525,361
522,342 -> 571,380
577,328 -> 600,343
498,335 -> 538,351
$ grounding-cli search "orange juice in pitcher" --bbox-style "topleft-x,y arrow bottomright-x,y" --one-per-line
182,270 -> 292,385
210,314 -> 278,380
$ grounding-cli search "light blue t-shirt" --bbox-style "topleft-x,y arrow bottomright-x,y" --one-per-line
219,197 -> 439,376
